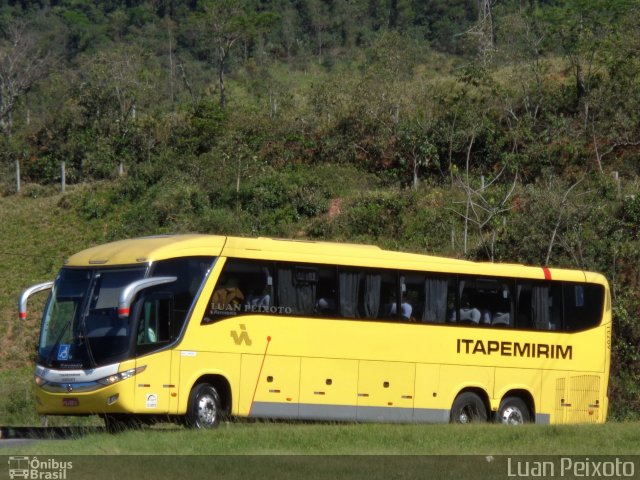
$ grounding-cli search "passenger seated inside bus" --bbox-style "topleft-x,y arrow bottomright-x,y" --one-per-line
458,306 -> 481,324
245,275 -> 272,309
389,301 -> 413,321
316,297 -> 336,313
491,311 -> 511,326
458,290 -> 481,324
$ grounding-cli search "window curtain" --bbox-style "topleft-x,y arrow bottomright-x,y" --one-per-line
363,274 -> 381,318
277,267 -> 316,314
532,286 -> 551,330
422,278 -> 448,323
339,271 -> 360,318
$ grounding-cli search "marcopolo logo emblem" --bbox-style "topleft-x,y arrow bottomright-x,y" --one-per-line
230,324 -> 252,346
8,456 -> 73,479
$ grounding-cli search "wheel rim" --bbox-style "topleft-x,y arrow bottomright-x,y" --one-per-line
500,406 -> 524,425
196,393 -> 217,427
458,406 -> 475,423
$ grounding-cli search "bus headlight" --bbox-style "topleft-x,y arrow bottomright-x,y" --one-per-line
34,374 -> 48,387
97,366 -> 146,386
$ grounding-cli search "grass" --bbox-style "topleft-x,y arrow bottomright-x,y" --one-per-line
4,421 -> 640,456
4,422 -> 639,480
0,188 -> 115,426
0,187 -> 110,371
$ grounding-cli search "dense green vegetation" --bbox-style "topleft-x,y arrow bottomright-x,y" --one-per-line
1,0 -> 640,423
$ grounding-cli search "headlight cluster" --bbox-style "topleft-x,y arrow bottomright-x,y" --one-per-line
34,365 -> 147,389
96,365 -> 147,386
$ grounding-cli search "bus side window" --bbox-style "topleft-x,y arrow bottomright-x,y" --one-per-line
203,259 -> 273,322
421,275 -> 452,324
315,266 -> 337,316
563,283 -> 604,331
517,282 -> 562,331
378,272 -> 399,320
401,273 -> 423,322
136,293 -> 173,355
458,278 -> 514,327
276,264 -> 322,316
340,267 -> 390,320
458,279 -> 481,325
151,256 -> 213,334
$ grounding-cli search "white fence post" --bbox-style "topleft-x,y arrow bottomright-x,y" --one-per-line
61,161 -> 66,193
15,160 -> 20,194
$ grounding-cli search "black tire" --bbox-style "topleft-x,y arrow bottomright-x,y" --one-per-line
185,383 -> 223,429
496,396 -> 531,425
450,392 -> 488,424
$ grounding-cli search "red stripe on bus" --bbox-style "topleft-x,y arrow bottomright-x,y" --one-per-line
542,267 -> 552,280
118,308 -> 130,316
249,336 -> 272,417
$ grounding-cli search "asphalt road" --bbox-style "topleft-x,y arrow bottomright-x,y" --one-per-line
0,438 -> 34,448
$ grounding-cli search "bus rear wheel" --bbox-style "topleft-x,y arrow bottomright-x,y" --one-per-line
496,397 -> 531,425
185,383 -> 223,429
450,392 -> 488,424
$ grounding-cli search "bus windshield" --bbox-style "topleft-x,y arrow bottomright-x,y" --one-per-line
39,266 -> 147,368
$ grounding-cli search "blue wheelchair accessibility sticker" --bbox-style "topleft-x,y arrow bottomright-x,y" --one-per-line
57,344 -> 71,361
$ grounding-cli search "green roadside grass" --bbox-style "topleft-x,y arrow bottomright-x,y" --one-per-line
5,421 -> 640,456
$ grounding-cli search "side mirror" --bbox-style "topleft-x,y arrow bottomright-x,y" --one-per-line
19,282 -> 54,320
118,276 -> 177,318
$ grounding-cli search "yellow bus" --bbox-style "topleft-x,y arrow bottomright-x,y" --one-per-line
20,234 -> 611,431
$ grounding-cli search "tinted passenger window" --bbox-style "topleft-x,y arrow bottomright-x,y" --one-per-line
516,282 -> 562,330
401,273 -> 456,324
203,259 -> 273,322
563,284 -> 604,331
276,264 -> 337,316
338,268 -> 394,320
458,278 -> 514,326
150,256 -> 214,334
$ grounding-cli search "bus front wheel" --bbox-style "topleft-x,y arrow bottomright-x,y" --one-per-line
496,397 -> 530,425
185,383 -> 222,429
450,392 -> 488,424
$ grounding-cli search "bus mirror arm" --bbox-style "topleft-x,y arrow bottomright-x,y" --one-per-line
118,276 -> 177,319
19,281 -> 54,320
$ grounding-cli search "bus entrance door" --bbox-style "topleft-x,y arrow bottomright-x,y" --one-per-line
134,350 -> 173,413
132,294 -> 177,413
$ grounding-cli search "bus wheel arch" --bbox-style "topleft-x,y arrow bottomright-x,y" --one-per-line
185,375 -> 232,429
450,388 -> 490,424
496,390 -> 534,425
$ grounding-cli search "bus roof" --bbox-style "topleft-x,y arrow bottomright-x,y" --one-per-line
64,234 -> 606,285
65,234 -> 227,267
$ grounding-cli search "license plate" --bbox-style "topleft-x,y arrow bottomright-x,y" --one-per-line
62,398 -> 79,407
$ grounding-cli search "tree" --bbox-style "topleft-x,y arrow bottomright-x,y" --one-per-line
547,0 -> 635,117
397,124 -> 438,189
0,20 -> 54,136
198,0 -> 275,109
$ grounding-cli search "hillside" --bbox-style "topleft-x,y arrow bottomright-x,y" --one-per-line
2,173 -> 640,424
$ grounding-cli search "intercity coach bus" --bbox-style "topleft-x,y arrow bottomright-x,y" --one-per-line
20,235 -> 611,431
